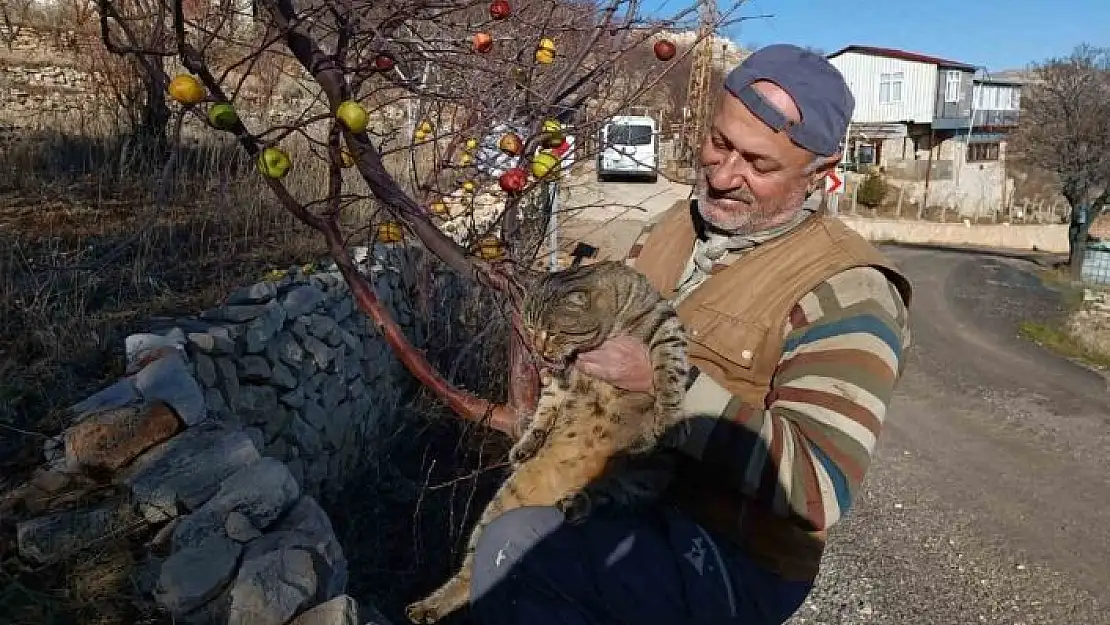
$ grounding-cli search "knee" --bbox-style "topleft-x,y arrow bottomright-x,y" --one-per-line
474,505 -> 565,564
470,506 -> 566,602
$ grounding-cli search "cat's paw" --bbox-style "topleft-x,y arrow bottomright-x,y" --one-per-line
556,491 -> 593,524
509,429 -> 546,464
405,599 -> 443,624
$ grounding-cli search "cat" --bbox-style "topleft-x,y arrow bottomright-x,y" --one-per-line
405,260 -> 690,624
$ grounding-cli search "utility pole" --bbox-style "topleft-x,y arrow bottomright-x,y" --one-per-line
675,0 -> 719,182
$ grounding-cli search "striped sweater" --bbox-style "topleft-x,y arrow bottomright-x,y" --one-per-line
676,264 -> 912,532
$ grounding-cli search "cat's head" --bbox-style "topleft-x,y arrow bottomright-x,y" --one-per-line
520,261 -> 632,369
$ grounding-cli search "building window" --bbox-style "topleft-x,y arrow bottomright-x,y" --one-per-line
879,72 -> 903,104
967,142 -> 1000,162
944,70 -> 962,103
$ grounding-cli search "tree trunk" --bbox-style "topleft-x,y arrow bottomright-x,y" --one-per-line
1068,203 -> 1091,280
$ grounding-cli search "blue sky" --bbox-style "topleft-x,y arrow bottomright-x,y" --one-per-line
652,0 -> 1107,72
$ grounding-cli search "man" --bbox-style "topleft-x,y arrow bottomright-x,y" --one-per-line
468,44 -> 913,625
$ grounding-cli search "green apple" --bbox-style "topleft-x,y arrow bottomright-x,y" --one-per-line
336,100 -> 369,134
257,146 -> 292,179
207,103 -> 239,130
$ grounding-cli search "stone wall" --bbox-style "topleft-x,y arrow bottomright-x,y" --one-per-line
8,244 -> 438,625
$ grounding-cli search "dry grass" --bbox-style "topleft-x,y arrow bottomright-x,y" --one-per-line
0,116 -> 359,625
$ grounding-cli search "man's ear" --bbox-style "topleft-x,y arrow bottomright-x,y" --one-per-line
808,153 -> 841,190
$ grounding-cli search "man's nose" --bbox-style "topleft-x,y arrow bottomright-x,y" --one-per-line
706,151 -> 745,192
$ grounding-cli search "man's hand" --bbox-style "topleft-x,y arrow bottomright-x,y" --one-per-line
575,335 -> 654,393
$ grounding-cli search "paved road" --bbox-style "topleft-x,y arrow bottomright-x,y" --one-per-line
558,173 -> 1110,623
788,247 -> 1110,624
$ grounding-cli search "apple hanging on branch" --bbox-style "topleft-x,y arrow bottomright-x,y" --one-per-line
654,39 -> 677,61
489,0 -> 511,20
257,147 -> 292,179
499,167 -> 528,193
498,132 -> 524,156
473,32 -> 494,53
168,74 -> 205,105
371,53 -> 396,72
336,100 -> 369,134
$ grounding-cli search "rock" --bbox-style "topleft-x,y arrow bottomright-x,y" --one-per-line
226,511 -> 263,542
16,499 -> 136,564
206,388 -> 230,420
286,458 -> 305,487
261,407 -> 293,443
288,594 -> 358,625
125,329 -> 186,369
273,333 -> 306,367
323,402 -> 351,450
172,458 -> 300,550
245,301 -> 288,354
337,329 -> 361,355
272,496 -> 346,597
244,427 -> 265,451
228,548 -> 317,625
290,415 -> 324,457
65,401 -> 182,472
190,327 -> 236,355
133,353 -> 207,426
125,425 -> 261,522
271,363 -> 297,389
202,304 -> 271,323
227,282 -> 278,305
301,334 -> 332,369
235,386 -> 279,424
155,535 -> 241,617
291,317 -> 311,341
195,353 -> 218,388
308,315 -> 339,341
282,285 -> 327,318
279,387 -> 305,409
43,436 -> 65,470
238,356 -> 272,382
333,298 -> 353,324
68,378 -> 141,421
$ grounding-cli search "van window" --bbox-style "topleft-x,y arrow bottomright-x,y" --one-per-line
607,124 -> 653,146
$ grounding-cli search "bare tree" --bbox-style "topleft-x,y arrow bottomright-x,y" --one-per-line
1010,44 -> 1110,275
91,0 -> 736,433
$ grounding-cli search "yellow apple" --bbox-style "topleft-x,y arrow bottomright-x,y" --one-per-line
465,137 -> 479,150
535,48 -> 555,64
419,120 -> 434,134
462,180 -> 476,193
460,153 -> 474,166
336,100 -> 369,134
257,146 -> 292,179
168,74 -> 205,105
538,37 -> 556,52
530,151 -> 560,179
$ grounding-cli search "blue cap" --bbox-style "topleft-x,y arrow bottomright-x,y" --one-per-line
723,44 -> 855,157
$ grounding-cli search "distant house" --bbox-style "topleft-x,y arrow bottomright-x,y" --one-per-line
826,45 -> 1026,215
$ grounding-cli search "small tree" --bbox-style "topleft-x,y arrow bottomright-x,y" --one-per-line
856,171 -> 886,208
91,0 -> 749,430
1009,45 -> 1110,276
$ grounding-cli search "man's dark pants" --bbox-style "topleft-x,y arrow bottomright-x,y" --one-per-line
468,505 -> 813,625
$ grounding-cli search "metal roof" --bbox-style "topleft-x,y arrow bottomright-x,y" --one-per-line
827,45 -> 977,71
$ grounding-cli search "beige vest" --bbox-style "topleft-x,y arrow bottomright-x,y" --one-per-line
630,200 -> 912,580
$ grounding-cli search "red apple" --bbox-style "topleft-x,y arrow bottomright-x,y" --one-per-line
499,167 -> 528,193
498,132 -> 523,156
654,39 -> 676,62
473,32 -> 494,53
372,53 -> 395,71
489,0 -> 511,20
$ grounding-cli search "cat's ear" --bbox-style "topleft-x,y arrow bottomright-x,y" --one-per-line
565,290 -> 589,308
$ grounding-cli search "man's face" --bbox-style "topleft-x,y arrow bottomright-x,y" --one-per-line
695,81 -> 833,234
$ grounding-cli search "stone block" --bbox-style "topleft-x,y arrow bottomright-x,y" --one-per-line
282,285 -> 327,318
155,535 -> 241,617
133,353 -> 207,426
288,594 -> 358,625
65,401 -> 182,472
228,548 -> 317,625
125,425 -> 260,522
227,282 -> 278,305
16,498 -> 137,564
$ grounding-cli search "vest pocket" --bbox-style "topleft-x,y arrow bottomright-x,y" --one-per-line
682,305 -> 770,372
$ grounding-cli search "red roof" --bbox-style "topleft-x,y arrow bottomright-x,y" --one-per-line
827,45 -> 977,71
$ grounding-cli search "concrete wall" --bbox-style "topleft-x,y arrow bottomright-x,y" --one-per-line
840,216 -> 1069,253
11,244 -> 447,625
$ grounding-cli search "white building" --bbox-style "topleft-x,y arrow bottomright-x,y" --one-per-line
827,45 -> 1025,216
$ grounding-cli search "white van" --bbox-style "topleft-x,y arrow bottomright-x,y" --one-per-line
597,115 -> 659,183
